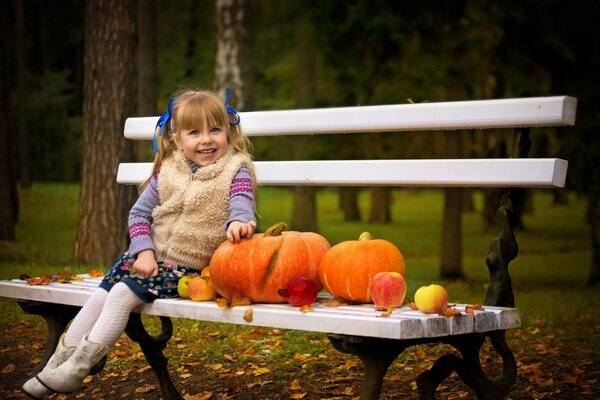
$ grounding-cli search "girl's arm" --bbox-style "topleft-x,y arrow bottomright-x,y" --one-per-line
226,167 -> 256,243
128,173 -> 159,257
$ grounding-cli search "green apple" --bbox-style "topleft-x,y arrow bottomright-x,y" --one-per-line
178,275 -> 193,299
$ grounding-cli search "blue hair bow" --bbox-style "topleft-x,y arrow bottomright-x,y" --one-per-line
153,96 -> 176,153
224,88 -> 241,126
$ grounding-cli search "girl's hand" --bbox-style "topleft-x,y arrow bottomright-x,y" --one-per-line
227,220 -> 257,243
132,250 -> 159,278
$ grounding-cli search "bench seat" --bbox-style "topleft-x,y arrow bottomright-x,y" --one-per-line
0,276 -> 520,340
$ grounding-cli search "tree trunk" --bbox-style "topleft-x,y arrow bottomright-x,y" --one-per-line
214,0 -> 251,109
441,187 -> 464,279
290,14 -> 318,232
340,187 -> 361,221
135,0 -> 157,161
74,0 -> 137,266
440,132 -> 465,279
15,0 -> 30,188
369,188 -> 391,224
136,0 -> 157,117
0,0 -> 17,240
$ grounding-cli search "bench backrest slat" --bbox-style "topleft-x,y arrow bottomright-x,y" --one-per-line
117,158 -> 568,188
124,96 -> 577,139
119,96 -> 576,190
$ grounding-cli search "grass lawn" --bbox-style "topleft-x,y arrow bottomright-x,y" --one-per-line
0,183 -> 598,399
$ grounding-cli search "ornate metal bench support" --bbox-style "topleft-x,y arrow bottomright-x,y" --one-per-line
125,313 -> 181,400
328,333 -> 412,400
417,331 -> 516,400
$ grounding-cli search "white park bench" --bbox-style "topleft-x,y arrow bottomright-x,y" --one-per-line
0,95 -> 577,400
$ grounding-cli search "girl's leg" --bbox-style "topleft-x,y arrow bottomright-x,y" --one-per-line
22,287 -> 109,398
35,282 -> 144,394
87,282 -> 144,348
64,287 -> 109,346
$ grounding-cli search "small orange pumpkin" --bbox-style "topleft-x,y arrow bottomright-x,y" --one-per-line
319,232 -> 406,303
209,222 -> 330,303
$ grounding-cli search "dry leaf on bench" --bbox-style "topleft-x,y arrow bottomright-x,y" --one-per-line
465,304 -> 484,315
440,307 -> 461,317
243,308 -> 254,323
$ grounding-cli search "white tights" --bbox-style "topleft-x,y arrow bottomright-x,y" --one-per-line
63,283 -> 143,348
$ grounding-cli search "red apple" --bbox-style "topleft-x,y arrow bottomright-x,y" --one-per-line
277,276 -> 319,306
414,283 -> 448,313
369,272 -> 407,309
188,275 -> 217,301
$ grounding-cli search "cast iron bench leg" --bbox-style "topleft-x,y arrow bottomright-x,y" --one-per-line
417,331 -> 516,400
328,333 -> 410,400
125,313 -> 181,400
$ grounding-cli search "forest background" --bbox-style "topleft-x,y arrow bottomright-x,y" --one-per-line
0,0 -> 599,281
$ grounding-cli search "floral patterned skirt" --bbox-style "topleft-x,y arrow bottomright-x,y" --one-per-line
99,253 -> 201,303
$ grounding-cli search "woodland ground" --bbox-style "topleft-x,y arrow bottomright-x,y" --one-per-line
0,184 -> 598,399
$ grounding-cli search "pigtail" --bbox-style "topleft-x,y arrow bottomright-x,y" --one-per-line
139,98 -> 178,192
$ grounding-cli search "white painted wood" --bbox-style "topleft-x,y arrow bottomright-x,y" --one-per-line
117,158 -> 568,188
0,276 -> 520,340
124,96 -> 577,139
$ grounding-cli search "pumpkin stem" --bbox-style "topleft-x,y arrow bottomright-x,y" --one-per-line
264,222 -> 287,237
359,232 -> 372,241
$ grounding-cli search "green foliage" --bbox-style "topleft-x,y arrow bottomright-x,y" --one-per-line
26,70 -> 81,182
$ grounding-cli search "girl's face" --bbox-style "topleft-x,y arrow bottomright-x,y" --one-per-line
175,119 -> 229,167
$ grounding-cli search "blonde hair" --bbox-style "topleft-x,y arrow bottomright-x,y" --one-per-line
141,89 -> 253,191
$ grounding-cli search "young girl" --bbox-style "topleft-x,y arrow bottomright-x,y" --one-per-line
23,89 -> 257,399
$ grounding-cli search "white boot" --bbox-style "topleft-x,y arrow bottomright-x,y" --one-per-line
22,334 -> 76,399
36,335 -> 108,394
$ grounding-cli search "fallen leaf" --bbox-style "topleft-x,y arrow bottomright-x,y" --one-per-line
300,305 -> 313,313
184,392 -> 213,400
291,394 -> 306,399
243,308 -> 253,323
231,296 -> 252,307
253,367 -> 271,376
88,269 -> 105,278
27,276 -> 52,285
465,304 -> 484,314
207,363 -> 223,371
215,298 -> 229,308
223,354 -> 236,362
135,384 -> 156,393
112,350 -> 129,358
321,298 -> 349,307
290,378 -> 301,390
440,307 -> 461,317
1,363 -> 15,374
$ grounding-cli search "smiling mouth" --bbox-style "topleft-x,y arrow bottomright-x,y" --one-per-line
197,149 -> 216,155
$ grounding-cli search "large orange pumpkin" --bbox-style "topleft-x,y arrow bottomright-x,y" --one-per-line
319,232 -> 405,303
209,222 -> 330,303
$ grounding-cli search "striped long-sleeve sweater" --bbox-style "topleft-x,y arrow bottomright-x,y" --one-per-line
127,166 -> 255,257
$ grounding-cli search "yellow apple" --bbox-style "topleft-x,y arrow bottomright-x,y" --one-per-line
369,272 -> 407,309
178,275 -> 193,299
188,275 -> 217,301
414,283 -> 448,313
